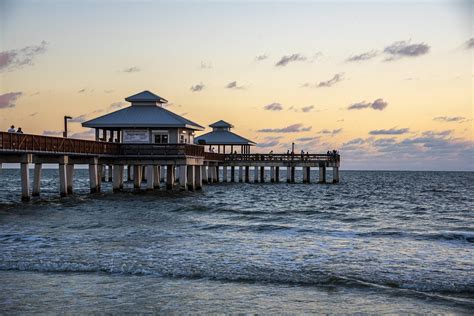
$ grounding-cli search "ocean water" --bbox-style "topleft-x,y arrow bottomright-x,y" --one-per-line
0,169 -> 473,313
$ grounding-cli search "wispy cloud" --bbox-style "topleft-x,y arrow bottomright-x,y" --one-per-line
225,81 -> 245,90
464,38 -> 474,49
257,123 -> 311,133
43,130 -> 63,136
319,128 -> 343,136
346,50 -> 379,62
200,61 -> 212,69
0,41 -> 48,72
0,92 -> 23,109
348,98 -> 388,111
255,54 -> 268,61
433,116 -> 467,123
190,83 -> 205,92
122,66 -> 140,73
300,105 -> 314,113
303,73 -> 344,88
369,127 -> 410,135
70,129 -> 95,140
383,40 -> 430,61
275,53 -> 307,67
78,88 -> 86,93
263,102 -> 283,111
108,101 -> 127,110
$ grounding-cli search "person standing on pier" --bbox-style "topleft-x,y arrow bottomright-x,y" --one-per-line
8,125 -> 16,133
17,127 -> 24,134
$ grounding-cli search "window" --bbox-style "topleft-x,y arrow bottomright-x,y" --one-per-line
154,134 -> 168,144
180,134 -> 185,143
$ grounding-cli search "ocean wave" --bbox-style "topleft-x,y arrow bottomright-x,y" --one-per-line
357,231 -> 474,243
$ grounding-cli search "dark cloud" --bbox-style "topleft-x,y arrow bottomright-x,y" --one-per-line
346,50 -> 379,62
255,54 -> 268,61
296,136 -> 320,142
369,128 -> 410,135
319,128 -> 343,136
257,124 -> 311,133
263,102 -> 283,111
433,116 -> 466,123
257,140 -> 279,148
226,81 -> 245,90
190,83 -> 205,92
0,92 -> 23,109
302,73 -> 344,88
0,41 -> 48,72
122,66 -> 140,73
465,38 -> 474,49
275,53 -> 307,67
348,98 -> 388,111
383,40 -> 430,61
300,105 -> 314,113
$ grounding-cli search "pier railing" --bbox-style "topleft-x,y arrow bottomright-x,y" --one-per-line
223,153 -> 340,163
0,132 -> 120,155
120,143 -> 204,157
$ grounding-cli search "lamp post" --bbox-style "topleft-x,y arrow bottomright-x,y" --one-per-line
63,116 -> 72,138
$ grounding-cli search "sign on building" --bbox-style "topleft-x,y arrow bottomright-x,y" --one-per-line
122,129 -> 150,143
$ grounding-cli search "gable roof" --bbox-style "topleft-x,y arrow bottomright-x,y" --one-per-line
194,130 -> 256,145
82,105 -> 204,130
209,120 -> 234,128
125,90 -> 168,103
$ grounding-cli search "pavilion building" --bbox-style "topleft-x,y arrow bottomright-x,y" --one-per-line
194,120 -> 255,154
82,90 -> 204,143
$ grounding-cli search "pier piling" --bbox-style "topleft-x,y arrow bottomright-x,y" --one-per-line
32,163 -> 42,197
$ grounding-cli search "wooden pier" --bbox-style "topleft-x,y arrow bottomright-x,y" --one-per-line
0,131 -> 340,201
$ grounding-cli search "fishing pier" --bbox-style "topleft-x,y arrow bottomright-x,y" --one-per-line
0,91 -> 340,201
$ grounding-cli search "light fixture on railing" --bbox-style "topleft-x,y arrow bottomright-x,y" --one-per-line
63,116 -> 72,138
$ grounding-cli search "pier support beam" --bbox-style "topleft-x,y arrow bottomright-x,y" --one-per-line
286,167 -> 291,183
202,166 -> 208,184
127,165 -> 132,181
222,166 -> 228,182
260,166 -> 265,183
108,164 -> 113,182
254,166 -> 258,183
113,164 -> 124,192
146,165 -> 155,191
187,165 -> 195,191
160,166 -> 165,183
239,166 -> 244,182
101,165 -> 106,182
270,166 -> 275,183
291,167 -> 295,183
66,164 -> 74,194
245,166 -> 250,183
319,166 -> 326,183
154,166 -> 161,189
333,167 -> 339,183
303,167 -> 310,184
166,164 -> 175,190
58,157 -> 68,197
230,166 -> 235,182
32,163 -> 42,197
89,160 -> 99,193
133,165 -> 142,189
179,165 -> 187,190
275,167 -> 280,183
195,165 -> 203,190
20,154 -> 32,201
213,166 -> 218,183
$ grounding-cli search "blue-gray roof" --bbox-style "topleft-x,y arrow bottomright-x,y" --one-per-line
209,120 -> 233,128
125,90 -> 168,103
82,105 -> 204,130
195,130 -> 256,145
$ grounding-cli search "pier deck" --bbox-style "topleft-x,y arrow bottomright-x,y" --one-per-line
0,132 -> 340,201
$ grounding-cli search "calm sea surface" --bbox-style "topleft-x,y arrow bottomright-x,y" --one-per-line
0,169 -> 473,313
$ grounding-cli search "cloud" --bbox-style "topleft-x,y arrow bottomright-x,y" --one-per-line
257,140 -> 279,148
465,38 -> 474,49
43,130 -> 63,136
225,81 -> 245,90
69,114 -> 88,123
263,102 -> 283,111
275,53 -> 307,67
383,40 -> 430,61
300,105 -> 314,113
369,127 -> 410,135
0,41 -> 48,72
122,66 -> 140,73
255,54 -> 268,61
108,101 -> 127,110
70,129 -> 95,140
0,92 -> 23,109
29,112 -> 38,117
200,61 -> 212,69
433,116 -> 467,123
317,73 -> 344,88
319,128 -> 343,136
190,83 -> 205,92
78,88 -> 86,93
348,98 -> 388,111
257,123 -> 311,133
346,50 -> 379,62
296,136 -> 320,142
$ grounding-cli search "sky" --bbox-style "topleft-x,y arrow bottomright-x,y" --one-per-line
0,0 -> 472,170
